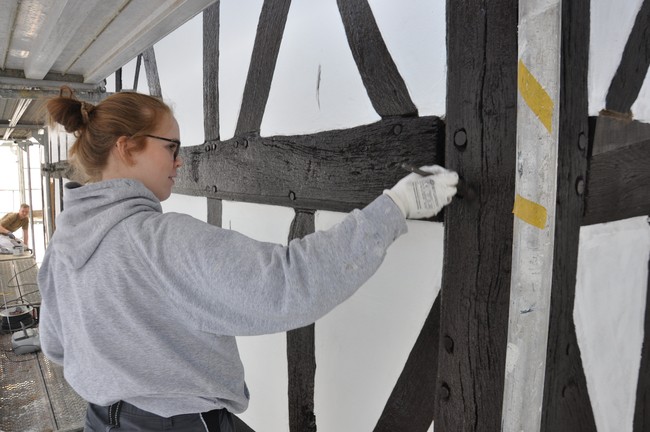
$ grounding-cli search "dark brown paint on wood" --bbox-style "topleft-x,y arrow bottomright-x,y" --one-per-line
174,116 -> 444,212
235,0 -> 292,135
287,210 -> 317,432
203,1 -> 220,142
634,256 -> 650,431
142,47 -> 162,98
583,138 -> 650,226
336,0 -> 418,117
435,1 -> 518,430
541,0 -> 597,430
605,0 -> 650,114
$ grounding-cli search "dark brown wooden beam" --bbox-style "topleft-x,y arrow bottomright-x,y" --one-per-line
203,1 -> 220,143
336,0 -> 417,117
286,210 -> 317,432
202,2 -> 223,231
235,0 -> 292,135
142,47 -> 162,98
540,0 -> 597,431
174,115 -> 445,212
435,1 -> 517,430
206,198 -> 222,228
634,255 -> 650,431
583,138 -> 650,226
373,297 -> 440,432
605,0 -> 650,114
583,115 -> 650,226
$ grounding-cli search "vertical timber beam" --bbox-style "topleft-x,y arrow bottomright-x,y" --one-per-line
203,1 -> 220,144
435,1 -> 518,431
540,0 -> 596,430
142,47 -> 162,98
202,2 -> 222,228
634,256 -> 650,430
287,210 -> 317,432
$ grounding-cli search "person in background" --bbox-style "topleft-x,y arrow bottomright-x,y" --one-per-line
39,88 -> 458,432
0,203 -> 30,247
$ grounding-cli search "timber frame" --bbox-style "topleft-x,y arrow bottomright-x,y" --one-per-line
172,0 -> 650,431
45,0 -> 649,430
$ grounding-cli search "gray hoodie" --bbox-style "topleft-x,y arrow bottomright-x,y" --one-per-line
38,178 -> 407,417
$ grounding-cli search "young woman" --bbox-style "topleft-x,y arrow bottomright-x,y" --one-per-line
39,89 -> 458,432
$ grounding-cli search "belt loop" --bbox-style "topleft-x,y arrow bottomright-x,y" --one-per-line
107,400 -> 123,428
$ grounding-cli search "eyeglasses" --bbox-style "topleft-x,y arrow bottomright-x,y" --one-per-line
144,134 -> 181,160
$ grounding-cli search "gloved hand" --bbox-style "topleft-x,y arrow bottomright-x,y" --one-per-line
2,232 -> 16,239
383,165 -> 458,219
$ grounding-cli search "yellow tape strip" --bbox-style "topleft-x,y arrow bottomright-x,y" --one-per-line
513,194 -> 547,229
518,59 -> 554,133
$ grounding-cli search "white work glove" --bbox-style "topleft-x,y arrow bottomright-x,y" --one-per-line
383,165 -> 459,219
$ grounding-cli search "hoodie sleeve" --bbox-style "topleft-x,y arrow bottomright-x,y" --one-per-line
130,194 -> 407,336
37,254 -> 65,365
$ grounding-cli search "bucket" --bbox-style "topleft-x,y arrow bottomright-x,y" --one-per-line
0,305 -> 34,332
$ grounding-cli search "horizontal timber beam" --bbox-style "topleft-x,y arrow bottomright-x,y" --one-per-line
174,115 -> 445,212
583,115 -> 650,225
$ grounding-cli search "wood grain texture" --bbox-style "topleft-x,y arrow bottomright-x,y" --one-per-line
435,1 -> 518,430
142,47 -> 162,98
373,298 -> 440,432
336,0 -> 417,117
605,0 -> 650,114
589,114 -> 650,156
583,139 -> 650,226
286,210 -> 317,432
634,257 -> 650,431
540,0 -> 597,430
174,116 -> 445,212
235,0 -> 291,135
203,1 -> 220,142
206,198 -> 222,228
203,4 -> 223,232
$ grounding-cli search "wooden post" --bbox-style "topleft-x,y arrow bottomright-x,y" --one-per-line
202,1 -> 222,228
634,256 -> 650,430
435,1 -> 518,430
540,0 -> 596,430
286,210 -> 317,432
142,47 -> 162,98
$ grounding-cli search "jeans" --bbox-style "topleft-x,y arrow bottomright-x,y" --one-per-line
84,400 -> 235,432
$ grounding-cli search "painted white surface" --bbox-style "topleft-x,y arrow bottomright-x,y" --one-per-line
575,217 -> 650,432
315,212 -> 442,432
102,0 -> 650,430
221,201 -> 295,432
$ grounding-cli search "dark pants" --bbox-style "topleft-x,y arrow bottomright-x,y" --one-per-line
84,400 -> 235,432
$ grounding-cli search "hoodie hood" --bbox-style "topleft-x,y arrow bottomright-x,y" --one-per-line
52,179 -> 162,269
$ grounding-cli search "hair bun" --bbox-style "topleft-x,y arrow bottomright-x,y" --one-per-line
80,101 -> 95,125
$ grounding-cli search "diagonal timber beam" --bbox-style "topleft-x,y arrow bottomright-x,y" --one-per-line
235,0 -> 292,135
336,0 -> 418,117
605,0 -> 650,114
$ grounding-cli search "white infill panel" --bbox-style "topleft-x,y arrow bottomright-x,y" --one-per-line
501,0 -> 562,431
